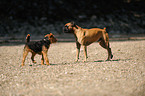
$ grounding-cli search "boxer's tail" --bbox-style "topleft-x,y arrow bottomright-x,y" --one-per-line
98,27 -> 107,42
104,27 -> 106,30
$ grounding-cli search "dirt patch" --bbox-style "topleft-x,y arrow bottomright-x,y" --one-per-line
0,40 -> 145,96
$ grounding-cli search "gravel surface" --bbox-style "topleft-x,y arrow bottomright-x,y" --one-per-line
0,40 -> 145,96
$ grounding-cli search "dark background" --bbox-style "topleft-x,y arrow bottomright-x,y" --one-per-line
0,0 -> 145,37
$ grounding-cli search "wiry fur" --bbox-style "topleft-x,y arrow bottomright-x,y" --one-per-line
21,33 -> 57,66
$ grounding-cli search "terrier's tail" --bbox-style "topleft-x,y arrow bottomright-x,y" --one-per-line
26,34 -> 30,43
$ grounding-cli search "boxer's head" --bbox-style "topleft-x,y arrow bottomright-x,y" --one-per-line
63,22 -> 78,33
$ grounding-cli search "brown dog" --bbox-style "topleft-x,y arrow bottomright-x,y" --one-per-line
21,33 -> 57,66
63,22 -> 113,61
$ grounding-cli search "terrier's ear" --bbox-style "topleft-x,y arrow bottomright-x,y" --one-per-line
44,34 -> 49,40
49,33 -> 54,38
44,34 -> 49,37
49,33 -> 53,35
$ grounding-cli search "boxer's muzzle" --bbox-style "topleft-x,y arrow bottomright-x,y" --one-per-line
63,25 -> 70,33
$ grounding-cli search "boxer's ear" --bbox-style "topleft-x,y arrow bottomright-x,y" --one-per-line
71,21 -> 75,25
71,21 -> 78,29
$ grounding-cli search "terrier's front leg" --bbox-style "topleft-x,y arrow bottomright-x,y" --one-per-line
42,51 -> 50,65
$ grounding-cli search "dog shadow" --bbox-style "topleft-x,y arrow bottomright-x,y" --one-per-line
94,60 -> 105,62
29,63 -> 58,66
28,59 -> 131,66
94,59 -> 130,62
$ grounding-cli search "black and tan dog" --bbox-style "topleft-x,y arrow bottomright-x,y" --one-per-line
63,22 -> 113,61
21,33 -> 57,66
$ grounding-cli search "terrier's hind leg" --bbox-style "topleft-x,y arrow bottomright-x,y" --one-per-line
31,52 -> 37,63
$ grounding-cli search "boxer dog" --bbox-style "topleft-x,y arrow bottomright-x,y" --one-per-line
63,22 -> 113,61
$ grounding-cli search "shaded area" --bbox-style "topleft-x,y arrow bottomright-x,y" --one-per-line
0,0 -> 145,37
0,0 -> 144,21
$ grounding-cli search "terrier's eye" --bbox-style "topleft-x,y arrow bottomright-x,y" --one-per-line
65,25 -> 68,28
50,35 -> 53,38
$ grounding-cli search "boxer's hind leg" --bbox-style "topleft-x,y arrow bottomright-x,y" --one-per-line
99,35 -> 113,61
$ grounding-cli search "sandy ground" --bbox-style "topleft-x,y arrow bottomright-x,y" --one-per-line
0,40 -> 145,96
